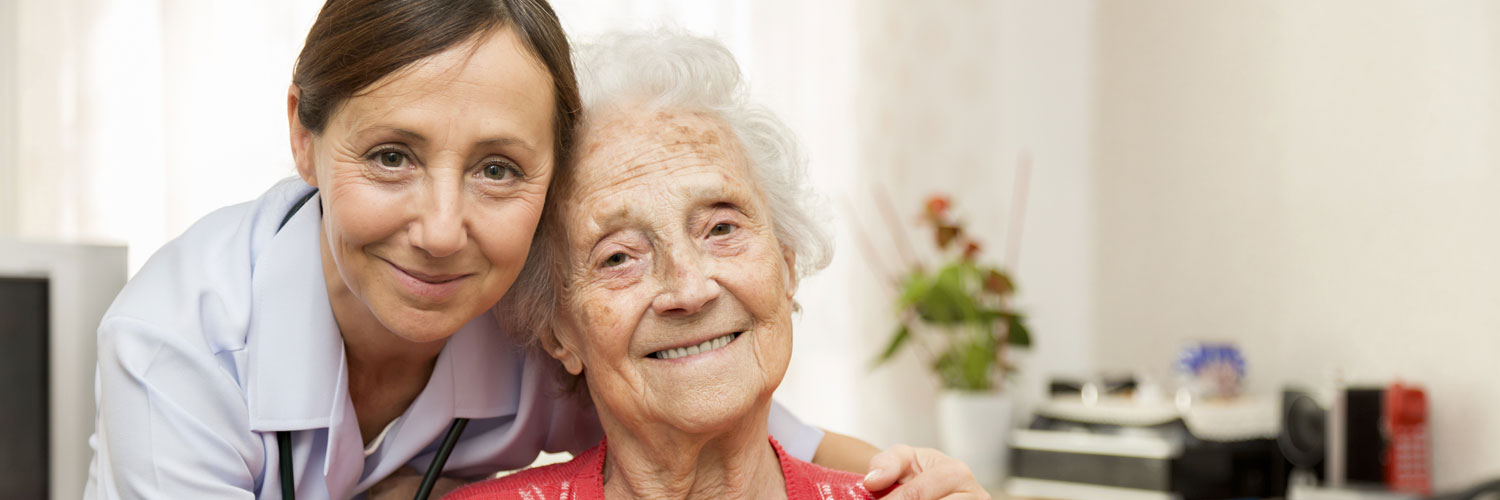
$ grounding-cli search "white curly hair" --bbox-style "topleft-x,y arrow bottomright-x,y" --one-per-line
500,30 -> 833,354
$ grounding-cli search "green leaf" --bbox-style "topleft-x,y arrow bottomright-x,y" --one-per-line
1005,314 -> 1032,347
873,324 -> 911,366
912,262 -> 987,325
974,308 -> 1008,323
929,329 -> 997,391
895,272 -> 932,310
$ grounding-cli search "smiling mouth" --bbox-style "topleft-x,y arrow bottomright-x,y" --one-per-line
382,258 -> 472,302
383,258 -> 467,283
648,332 -> 743,360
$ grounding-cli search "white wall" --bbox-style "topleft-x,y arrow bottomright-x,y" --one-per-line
1,0 -> 17,235
834,0 -> 1097,448
1095,0 -> 1500,490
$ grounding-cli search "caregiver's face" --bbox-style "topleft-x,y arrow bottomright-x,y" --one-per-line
296,27 -> 555,343
552,109 -> 797,433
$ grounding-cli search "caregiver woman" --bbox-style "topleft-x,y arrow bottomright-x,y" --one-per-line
84,0 -> 979,499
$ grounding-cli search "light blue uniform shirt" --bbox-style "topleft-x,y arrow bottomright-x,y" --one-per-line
84,178 -> 824,499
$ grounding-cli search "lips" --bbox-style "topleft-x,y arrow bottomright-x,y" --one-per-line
384,259 -> 470,302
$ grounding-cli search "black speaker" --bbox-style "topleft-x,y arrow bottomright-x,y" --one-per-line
1278,385 -> 1414,492
0,278 -> 50,499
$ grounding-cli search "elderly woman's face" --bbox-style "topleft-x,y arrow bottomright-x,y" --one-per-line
550,109 -> 797,433
292,27 -> 555,343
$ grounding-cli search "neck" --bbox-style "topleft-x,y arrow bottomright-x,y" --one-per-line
598,401 -> 787,500
320,228 -> 445,442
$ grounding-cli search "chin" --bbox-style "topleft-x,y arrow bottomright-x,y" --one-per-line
379,307 -> 468,344
652,382 -> 773,435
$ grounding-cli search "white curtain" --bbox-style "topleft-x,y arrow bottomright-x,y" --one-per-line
12,0 -> 325,272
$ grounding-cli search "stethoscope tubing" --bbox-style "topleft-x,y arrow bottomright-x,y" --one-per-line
415,418 -> 470,500
277,417 -> 468,500
279,431 -> 294,499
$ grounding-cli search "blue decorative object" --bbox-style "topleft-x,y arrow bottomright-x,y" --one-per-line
1174,342 -> 1246,399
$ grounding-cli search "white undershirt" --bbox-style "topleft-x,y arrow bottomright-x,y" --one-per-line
363,420 -> 397,457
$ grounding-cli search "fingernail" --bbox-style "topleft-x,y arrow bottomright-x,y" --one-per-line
864,469 -> 882,482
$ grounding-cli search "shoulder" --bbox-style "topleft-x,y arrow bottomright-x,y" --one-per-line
443,443 -> 604,500
101,177 -> 314,359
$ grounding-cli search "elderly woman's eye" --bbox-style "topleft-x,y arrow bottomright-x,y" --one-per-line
709,223 -> 735,237
481,160 -> 523,181
602,252 -> 629,267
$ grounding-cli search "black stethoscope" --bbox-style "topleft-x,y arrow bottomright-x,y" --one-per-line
277,419 -> 469,500
275,190 -> 469,500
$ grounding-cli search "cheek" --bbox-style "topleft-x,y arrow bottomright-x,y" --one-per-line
738,251 -> 795,316
323,184 -> 408,250
576,299 -> 616,333
472,196 -> 547,275
570,288 -> 648,362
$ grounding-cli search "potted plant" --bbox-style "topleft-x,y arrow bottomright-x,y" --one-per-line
872,194 -> 1031,487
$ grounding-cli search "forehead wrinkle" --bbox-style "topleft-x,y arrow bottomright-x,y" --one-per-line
569,146 -> 726,217
583,128 -> 735,178
563,107 -> 765,249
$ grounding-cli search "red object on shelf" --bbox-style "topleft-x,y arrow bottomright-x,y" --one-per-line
1383,383 -> 1430,496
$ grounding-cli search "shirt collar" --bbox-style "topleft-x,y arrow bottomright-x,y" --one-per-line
445,311 -> 525,419
246,190 -> 344,431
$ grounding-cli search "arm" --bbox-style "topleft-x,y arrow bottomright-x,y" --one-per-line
811,429 -> 880,474
86,317 -> 259,499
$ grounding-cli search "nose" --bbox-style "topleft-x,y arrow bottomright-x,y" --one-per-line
408,176 -> 467,258
651,249 -> 722,316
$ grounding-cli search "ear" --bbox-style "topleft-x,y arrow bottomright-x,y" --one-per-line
781,245 -> 798,298
287,83 -> 318,188
540,325 -> 585,376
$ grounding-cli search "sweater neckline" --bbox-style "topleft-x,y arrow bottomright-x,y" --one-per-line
580,436 -> 805,498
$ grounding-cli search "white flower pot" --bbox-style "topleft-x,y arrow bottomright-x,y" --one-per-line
937,390 -> 1012,489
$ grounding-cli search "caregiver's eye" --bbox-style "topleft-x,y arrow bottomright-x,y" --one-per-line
481,159 -> 523,181
381,152 -> 402,167
709,223 -> 735,237
602,252 -> 629,268
367,147 -> 410,169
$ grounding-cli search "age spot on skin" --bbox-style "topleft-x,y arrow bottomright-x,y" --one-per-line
573,298 -> 615,329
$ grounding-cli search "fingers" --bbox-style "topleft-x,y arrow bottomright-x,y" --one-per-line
863,444 -> 920,491
881,463 -> 990,500
865,446 -> 991,500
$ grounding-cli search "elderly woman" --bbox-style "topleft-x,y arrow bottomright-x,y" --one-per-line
444,32 -> 989,500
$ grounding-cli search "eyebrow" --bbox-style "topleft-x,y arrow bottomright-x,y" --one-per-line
582,184 -> 750,240
361,125 -> 537,153
590,204 -> 643,235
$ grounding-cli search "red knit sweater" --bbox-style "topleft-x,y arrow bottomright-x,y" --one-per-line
443,437 -> 882,500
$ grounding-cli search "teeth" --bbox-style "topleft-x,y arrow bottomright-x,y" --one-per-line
652,332 -> 738,360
